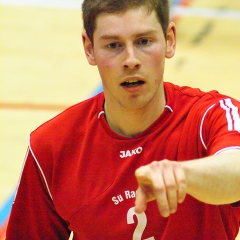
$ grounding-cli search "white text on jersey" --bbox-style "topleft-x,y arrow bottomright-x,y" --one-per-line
112,190 -> 136,205
120,147 -> 143,158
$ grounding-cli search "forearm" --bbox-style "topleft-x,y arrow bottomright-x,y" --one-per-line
180,150 -> 240,205
134,150 -> 240,217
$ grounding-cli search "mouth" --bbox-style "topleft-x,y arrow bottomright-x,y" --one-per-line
121,79 -> 145,87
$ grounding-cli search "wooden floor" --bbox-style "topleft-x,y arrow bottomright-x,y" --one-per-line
0,0 -> 240,238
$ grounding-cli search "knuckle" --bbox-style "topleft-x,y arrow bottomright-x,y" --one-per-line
166,182 -> 176,189
161,159 -> 170,169
177,176 -> 187,189
149,161 -> 159,170
149,159 -> 170,170
154,184 -> 166,194
178,178 -> 187,186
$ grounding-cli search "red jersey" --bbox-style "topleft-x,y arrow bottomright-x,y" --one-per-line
6,82 -> 240,239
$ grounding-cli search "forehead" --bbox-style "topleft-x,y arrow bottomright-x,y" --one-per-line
93,7 -> 162,40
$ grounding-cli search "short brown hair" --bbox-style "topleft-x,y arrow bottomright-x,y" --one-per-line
82,0 -> 170,43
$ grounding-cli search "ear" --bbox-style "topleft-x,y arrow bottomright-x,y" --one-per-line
82,32 -> 97,66
165,22 -> 176,59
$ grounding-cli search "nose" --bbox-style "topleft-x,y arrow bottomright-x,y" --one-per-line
122,45 -> 141,70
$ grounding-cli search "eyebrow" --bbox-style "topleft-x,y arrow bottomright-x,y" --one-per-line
99,35 -> 120,40
99,30 -> 158,41
135,30 -> 158,37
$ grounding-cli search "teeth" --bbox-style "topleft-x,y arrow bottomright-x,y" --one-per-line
121,79 -> 144,87
126,80 -> 139,83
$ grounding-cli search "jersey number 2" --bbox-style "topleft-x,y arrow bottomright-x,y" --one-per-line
127,207 -> 155,240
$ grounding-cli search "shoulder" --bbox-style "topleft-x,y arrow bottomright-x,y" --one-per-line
164,81 -> 220,101
166,83 -> 240,156
29,93 -> 104,149
164,82 -> 239,112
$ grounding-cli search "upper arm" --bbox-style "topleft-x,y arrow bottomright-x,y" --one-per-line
6,148 -> 71,240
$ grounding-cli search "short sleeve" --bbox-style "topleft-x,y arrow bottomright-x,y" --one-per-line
201,97 -> 240,155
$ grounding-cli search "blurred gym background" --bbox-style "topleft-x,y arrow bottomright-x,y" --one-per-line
0,0 -> 240,238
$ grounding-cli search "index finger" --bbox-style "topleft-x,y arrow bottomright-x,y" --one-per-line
134,166 -> 155,213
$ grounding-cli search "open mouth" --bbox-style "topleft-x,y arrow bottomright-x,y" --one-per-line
121,80 -> 145,87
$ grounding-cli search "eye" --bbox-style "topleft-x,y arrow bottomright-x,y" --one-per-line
137,39 -> 151,45
107,42 -> 123,49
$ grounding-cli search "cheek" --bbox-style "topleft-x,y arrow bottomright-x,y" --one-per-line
146,51 -> 165,84
96,56 -> 119,78
147,54 -> 165,73
98,62 -> 112,74
96,60 -> 115,85
145,45 -> 166,66
154,47 -> 166,64
95,55 -> 112,71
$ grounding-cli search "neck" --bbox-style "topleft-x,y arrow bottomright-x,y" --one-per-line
104,86 -> 166,138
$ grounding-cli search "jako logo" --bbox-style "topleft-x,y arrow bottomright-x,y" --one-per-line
120,147 -> 143,158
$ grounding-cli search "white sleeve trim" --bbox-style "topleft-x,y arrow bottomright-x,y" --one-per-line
214,146 -> 240,155
13,147 -> 30,203
220,98 -> 240,131
200,103 -> 216,150
29,138 -> 53,200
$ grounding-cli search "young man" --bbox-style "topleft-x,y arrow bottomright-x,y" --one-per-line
6,0 -> 240,239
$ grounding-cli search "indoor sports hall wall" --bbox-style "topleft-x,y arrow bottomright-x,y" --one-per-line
0,0 -> 240,239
